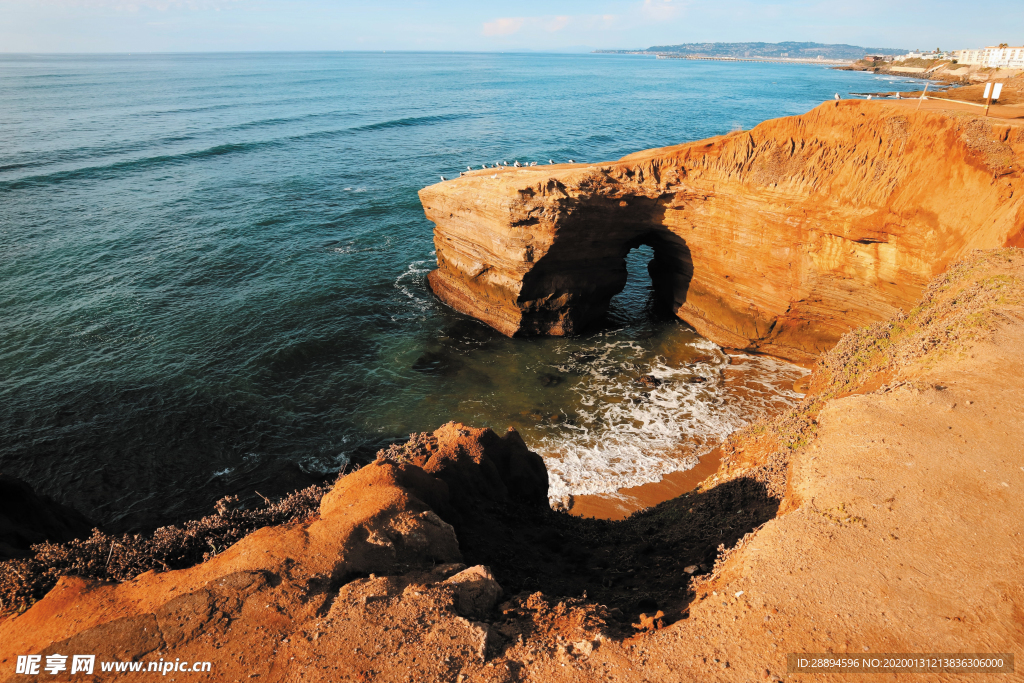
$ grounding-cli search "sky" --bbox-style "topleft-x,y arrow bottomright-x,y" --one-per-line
0,0 -> 1019,54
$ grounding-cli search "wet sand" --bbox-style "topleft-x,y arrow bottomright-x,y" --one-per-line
569,446 -> 724,520
568,353 -> 809,521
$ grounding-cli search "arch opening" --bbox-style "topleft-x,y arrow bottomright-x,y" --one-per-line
605,242 -> 674,329
515,223 -> 693,337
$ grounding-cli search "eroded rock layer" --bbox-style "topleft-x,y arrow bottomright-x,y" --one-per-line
420,101 -> 1024,361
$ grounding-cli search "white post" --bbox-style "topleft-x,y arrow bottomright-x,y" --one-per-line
984,82 -> 995,116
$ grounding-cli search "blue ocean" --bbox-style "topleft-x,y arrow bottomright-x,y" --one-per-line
0,53 -> 925,530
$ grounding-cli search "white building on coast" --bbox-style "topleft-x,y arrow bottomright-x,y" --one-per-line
900,49 -> 950,60
951,46 -> 1024,68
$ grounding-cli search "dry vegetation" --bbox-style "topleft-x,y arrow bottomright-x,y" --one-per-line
0,483 -> 332,614
374,431 -> 438,464
717,248 -> 1023,498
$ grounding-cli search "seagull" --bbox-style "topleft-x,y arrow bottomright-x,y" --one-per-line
491,174 -> 497,179
549,159 -> 554,164
514,160 -> 520,167
568,159 -> 575,163
834,93 -> 840,100
467,166 -> 472,171
440,175 -> 446,181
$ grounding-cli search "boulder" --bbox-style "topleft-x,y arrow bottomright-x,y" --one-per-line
382,422 -> 549,517
444,565 -> 502,619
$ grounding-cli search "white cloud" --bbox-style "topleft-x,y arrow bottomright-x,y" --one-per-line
482,13 -> 625,39
641,0 -> 683,21
547,15 -> 570,32
482,17 -> 525,36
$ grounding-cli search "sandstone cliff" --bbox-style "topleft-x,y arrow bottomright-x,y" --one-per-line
420,101 -> 1024,361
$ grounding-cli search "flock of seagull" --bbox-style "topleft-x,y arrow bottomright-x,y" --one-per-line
439,159 -> 577,182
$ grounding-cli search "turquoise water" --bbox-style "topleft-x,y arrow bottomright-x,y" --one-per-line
0,53 -> 925,530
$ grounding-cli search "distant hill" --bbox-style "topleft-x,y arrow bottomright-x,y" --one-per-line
597,42 -> 906,59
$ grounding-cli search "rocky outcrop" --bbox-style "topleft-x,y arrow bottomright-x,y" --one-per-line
421,101 -> 1024,361
0,424 -> 547,677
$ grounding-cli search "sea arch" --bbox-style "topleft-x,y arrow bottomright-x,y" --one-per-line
420,102 -> 1024,362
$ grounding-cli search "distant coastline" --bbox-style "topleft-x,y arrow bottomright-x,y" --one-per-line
594,40 -> 906,61
838,56 -> 1023,85
655,54 -> 852,65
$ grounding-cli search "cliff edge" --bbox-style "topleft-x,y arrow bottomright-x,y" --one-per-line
420,100 -> 1023,362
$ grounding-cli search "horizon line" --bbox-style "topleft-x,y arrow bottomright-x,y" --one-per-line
1,49 -> 632,55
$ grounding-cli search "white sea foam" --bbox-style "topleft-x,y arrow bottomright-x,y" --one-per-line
297,452 -> 350,476
393,258 -> 435,313
538,339 -> 807,501
330,235 -> 393,255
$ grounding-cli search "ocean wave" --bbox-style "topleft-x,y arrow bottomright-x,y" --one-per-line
0,141 -> 270,190
0,114 -> 474,189
349,113 -> 474,133
539,340 -> 807,501
328,235 -> 394,254
297,452 -> 349,476
0,160 -> 46,173
0,134 -> 202,177
223,109 -> 356,133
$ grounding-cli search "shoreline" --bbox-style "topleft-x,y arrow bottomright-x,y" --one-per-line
568,355 -> 811,521
837,60 -> 1023,85
569,446 -> 724,520
656,55 -> 851,65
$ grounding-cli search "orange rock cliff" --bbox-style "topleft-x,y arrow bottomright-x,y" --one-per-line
420,100 -> 1024,362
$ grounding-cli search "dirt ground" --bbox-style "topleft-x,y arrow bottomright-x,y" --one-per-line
641,320 -> 1024,682
926,74 -> 1024,106
890,73 -> 1024,118
887,97 -> 1024,121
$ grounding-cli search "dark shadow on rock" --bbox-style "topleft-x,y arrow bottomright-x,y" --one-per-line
0,474 -> 95,560
514,199 -> 694,337
375,424 -> 777,637
452,475 -> 778,634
